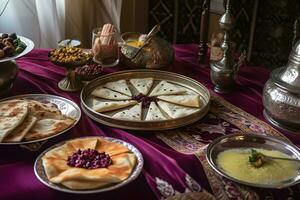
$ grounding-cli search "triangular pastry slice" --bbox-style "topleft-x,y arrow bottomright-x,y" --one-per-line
25,117 -> 74,141
145,102 -> 166,121
92,98 -> 137,112
112,103 -> 142,120
91,87 -> 131,100
104,80 -> 132,97
129,78 -> 153,95
0,101 -> 29,142
157,94 -> 200,108
3,115 -> 37,142
149,81 -> 186,96
157,101 -> 199,118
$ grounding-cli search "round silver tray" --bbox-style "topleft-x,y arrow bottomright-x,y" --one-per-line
0,34 -> 34,63
206,133 -> 300,189
34,136 -> 144,194
0,94 -> 81,149
81,69 -> 210,130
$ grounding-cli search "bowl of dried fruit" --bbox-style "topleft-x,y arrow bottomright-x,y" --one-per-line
75,63 -> 103,82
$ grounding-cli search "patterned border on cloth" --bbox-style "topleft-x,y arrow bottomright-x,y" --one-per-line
156,92 -> 300,200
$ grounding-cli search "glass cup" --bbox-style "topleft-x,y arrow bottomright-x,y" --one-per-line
92,27 -> 120,67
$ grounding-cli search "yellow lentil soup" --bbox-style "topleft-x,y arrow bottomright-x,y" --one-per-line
216,148 -> 299,184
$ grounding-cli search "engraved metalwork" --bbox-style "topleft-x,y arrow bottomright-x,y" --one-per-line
263,40 -> 300,132
121,32 -> 173,69
34,136 -> 144,194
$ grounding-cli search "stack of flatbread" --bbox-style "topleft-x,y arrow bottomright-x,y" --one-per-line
42,137 -> 136,190
0,99 -> 75,143
89,78 -> 202,121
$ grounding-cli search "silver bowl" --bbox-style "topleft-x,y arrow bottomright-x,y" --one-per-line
206,133 -> 300,189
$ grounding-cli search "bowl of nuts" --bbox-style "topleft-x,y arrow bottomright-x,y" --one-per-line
48,47 -> 93,92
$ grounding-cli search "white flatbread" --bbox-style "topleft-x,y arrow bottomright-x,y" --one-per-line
157,94 -> 200,108
25,117 -> 74,141
3,115 -> 37,142
145,102 -> 166,121
129,78 -> 154,95
149,81 -> 186,96
91,87 -> 131,100
112,103 -> 142,121
157,101 -> 199,118
0,101 -> 28,142
104,80 -> 132,97
92,98 -> 137,112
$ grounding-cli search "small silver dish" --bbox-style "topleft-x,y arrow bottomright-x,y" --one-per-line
34,136 -> 144,194
206,133 -> 300,189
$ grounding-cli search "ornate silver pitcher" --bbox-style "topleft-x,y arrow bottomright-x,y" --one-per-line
263,40 -> 300,132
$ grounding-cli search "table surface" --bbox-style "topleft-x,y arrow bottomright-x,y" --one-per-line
0,44 -> 299,200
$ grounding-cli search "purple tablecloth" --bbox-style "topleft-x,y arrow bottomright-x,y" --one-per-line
0,45 -> 299,200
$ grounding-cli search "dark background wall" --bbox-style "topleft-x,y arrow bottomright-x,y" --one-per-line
148,0 -> 300,69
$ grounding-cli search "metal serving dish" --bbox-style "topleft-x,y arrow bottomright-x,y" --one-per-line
34,136 -> 144,194
81,70 -> 210,130
0,94 -> 81,151
206,133 -> 300,189
120,32 -> 173,69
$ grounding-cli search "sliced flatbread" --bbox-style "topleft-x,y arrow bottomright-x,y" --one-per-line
157,101 -> 199,118
91,87 -> 131,100
149,81 -> 186,96
129,78 -> 154,95
157,94 -> 200,108
112,103 -> 142,121
25,117 -> 75,141
145,102 -> 166,121
3,115 -> 37,142
92,98 -> 137,112
0,101 -> 29,142
104,80 -> 132,97
26,99 -> 62,116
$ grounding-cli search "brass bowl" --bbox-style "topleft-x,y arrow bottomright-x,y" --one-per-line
120,32 -> 173,69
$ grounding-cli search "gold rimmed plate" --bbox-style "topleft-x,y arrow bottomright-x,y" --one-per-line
34,136 -> 144,194
81,69 -> 210,130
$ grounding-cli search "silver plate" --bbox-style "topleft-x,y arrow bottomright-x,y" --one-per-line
0,94 -> 81,145
206,133 -> 300,189
34,136 -> 144,194
81,69 -> 210,130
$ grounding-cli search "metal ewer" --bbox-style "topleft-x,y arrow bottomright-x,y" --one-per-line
263,39 -> 300,133
210,0 -> 237,93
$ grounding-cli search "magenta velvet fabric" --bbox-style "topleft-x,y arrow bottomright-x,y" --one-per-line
0,45 -> 298,200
